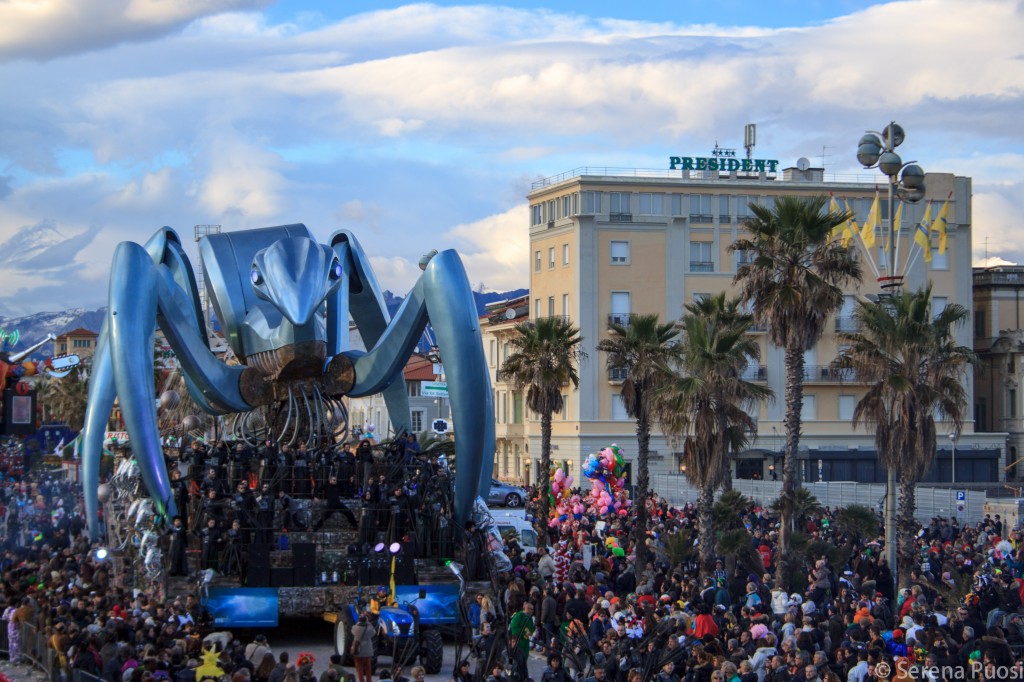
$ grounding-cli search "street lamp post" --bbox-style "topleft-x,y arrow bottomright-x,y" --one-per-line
856,120 -> 927,594
950,431 -> 958,484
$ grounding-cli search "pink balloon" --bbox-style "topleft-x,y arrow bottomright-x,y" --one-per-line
565,476 -> 574,488
554,469 -> 565,483
618,509 -> 628,516
592,480 -> 606,491
600,505 -> 609,515
616,479 -> 625,489
548,518 -> 560,528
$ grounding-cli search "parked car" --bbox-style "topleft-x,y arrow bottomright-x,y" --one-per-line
487,479 -> 525,508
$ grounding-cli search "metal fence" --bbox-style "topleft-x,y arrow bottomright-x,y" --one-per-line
651,475 -> 987,526
0,621 -> 62,682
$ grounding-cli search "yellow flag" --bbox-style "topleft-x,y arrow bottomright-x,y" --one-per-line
934,199 -> 950,254
914,202 -> 932,263
842,199 -> 859,247
885,201 -> 903,253
829,197 -> 846,244
861,193 -> 878,248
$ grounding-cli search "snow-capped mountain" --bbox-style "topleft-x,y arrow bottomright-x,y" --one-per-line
0,287 -> 528,360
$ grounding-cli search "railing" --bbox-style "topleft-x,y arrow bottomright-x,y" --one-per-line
803,365 -> 860,383
0,621 -> 62,682
689,261 -> 714,273
974,271 -> 1024,287
608,367 -> 629,382
689,214 -> 714,223
741,365 -> 767,381
747,323 -> 767,333
835,317 -> 862,332
608,313 -> 632,327
609,213 -> 633,222
531,166 -> 880,190
538,315 -> 570,325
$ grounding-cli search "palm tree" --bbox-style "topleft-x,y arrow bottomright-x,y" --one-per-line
730,194 -> 861,589
834,285 -> 974,588
655,295 -> 770,578
597,313 -> 678,575
501,316 -> 584,546
38,365 -> 90,431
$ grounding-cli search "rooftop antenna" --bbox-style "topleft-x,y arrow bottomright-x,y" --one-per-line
744,123 -> 756,160
820,145 -> 833,169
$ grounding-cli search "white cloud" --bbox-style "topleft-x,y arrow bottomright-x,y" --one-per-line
0,0 -> 272,61
445,205 -> 529,292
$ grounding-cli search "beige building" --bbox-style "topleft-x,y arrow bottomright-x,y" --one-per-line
973,265 -> 1024,481
524,160 -> 1006,485
53,328 -> 98,360
480,295 -> 531,484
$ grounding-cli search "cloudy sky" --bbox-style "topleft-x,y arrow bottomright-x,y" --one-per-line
0,0 -> 1022,316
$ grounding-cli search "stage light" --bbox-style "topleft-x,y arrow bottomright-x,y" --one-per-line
389,542 -> 401,555
94,547 -> 109,561
374,543 -> 386,554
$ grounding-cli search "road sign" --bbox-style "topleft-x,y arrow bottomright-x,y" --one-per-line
431,418 -> 450,435
422,381 -> 448,398
955,490 -> 966,502
957,503 -> 965,513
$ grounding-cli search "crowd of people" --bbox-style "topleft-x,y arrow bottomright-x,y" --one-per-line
4,445 -> 1024,682
471,488 -> 1024,682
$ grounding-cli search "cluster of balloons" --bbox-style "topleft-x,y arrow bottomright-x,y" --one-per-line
548,466 -> 578,528
582,444 -> 632,517
604,535 -> 626,557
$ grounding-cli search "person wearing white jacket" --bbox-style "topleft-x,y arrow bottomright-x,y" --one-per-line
750,633 -> 778,682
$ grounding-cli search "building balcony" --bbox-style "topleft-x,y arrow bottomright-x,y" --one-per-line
835,317 -> 862,332
608,313 -> 632,327
741,365 -> 767,381
803,365 -> 862,383
747,322 -> 767,333
974,270 -> 1024,288
689,261 -> 714,273
608,367 -> 629,383
496,422 -> 526,439
609,213 -> 633,223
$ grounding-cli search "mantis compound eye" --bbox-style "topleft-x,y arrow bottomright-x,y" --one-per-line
250,268 -> 263,286
329,261 -> 342,281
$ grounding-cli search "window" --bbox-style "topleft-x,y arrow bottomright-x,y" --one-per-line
801,395 -> 817,421
638,193 -> 664,215
736,195 -> 752,221
489,340 -> 496,367
670,194 -> 685,216
609,192 -> 630,215
610,292 -> 631,325
548,296 -> 555,317
689,194 -> 712,222
411,411 -> 424,433
562,243 -> 570,266
534,250 -> 541,272
562,195 -> 571,218
719,195 -> 731,222
689,241 -> 713,272
1011,389 -> 1018,419
735,248 -> 755,268
611,394 -> 629,421
547,200 -> 556,222
513,393 -> 523,424
610,240 -> 630,264
562,294 -> 569,316
583,191 -> 601,213
975,309 -> 986,338
503,342 -> 509,361
692,292 -> 710,304
931,245 -> 948,270
838,395 -> 856,421
408,381 -> 421,397
532,205 -> 543,225
932,296 -> 948,320
548,247 -> 555,269
501,392 -> 507,423
514,445 -> 521,477
561,394 -> 568,420
534,298 -> 541,319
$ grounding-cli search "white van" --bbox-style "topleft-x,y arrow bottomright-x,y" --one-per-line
491,510 -> 540,555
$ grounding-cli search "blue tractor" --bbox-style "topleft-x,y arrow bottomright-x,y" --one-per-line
327,582 -> 464,675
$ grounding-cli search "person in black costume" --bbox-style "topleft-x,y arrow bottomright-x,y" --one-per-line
313,476 -> 358,530
168,515 -> 189,576
198,517 -> 221,570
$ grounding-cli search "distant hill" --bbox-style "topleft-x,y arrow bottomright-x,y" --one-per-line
1,288 -> 528,359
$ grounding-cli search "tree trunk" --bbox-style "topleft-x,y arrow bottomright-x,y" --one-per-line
698,482 -> 715,579
634,395 -> 651,579
775,341 -> 806,591
897,475 -> 917,591
538,411 -> 553,547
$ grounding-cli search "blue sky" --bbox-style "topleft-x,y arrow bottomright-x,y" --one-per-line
0,0 -> 1021,316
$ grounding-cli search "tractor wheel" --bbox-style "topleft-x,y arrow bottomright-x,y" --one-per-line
420,629 -> 444,674
335,609 -> 356,665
